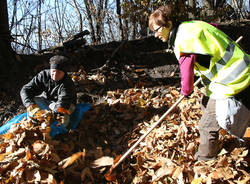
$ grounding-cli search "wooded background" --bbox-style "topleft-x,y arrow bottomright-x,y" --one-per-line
2,0 -> 250,54
0,0 -> 249,95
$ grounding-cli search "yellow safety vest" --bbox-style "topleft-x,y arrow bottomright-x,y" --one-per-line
174,20 -> 250,99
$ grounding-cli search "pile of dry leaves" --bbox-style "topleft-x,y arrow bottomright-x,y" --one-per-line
0,70 -> 249,184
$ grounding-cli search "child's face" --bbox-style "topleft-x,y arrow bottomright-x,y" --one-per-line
50,69 -> 65,81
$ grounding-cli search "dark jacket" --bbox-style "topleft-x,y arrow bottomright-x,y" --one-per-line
20,69 -> 76,111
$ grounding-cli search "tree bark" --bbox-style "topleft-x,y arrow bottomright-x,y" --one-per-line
215,0 -> 226,9
21,16 -> 35,54
72,0 -> 83,32
188,0 -> 196,18
203,0 -> 213,9
38,0 -> 42,51
0,0 -> 15,67
84,0 -> 96,43
96,0 -> 104,44
10,0 -> 17,30
0,0 -> 17,89
116,0 -> 124,40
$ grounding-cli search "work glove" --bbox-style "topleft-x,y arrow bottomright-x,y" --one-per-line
56,107 -> 71,128
27,104 -> 41,119
58,114 -> 70,127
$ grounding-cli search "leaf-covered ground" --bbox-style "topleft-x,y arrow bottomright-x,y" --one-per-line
0,66 -> 249,184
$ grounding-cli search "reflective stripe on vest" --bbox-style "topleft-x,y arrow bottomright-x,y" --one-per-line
202,39 -> 249,85
220,55 -> 250,84
174,21 -> 250,98
211,40 -> 235,75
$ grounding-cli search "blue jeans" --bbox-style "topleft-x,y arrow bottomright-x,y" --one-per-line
33,97 -> 55,111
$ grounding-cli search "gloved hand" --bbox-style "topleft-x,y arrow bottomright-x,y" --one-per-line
27,104 -> 41,119
58,114 -> 70,127
57,107 -> 71,115
56,107 -> 71,128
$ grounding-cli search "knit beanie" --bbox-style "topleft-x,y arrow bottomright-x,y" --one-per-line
49,55 -> 70,72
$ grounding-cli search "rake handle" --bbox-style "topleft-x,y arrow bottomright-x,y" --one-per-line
111,36 -> 242,170
112,78 -> 202,169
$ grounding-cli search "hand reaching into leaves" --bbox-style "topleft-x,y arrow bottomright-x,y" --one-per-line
27,104 -> 41,119
56,107 -> 71,127
57,114 -> 70,127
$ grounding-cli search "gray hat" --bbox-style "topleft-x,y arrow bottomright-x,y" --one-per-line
49,55 -> 69,72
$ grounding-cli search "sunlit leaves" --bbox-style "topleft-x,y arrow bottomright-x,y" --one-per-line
0,78 -> 249,183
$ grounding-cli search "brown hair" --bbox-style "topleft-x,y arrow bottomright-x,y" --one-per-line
149,5 -> 172,31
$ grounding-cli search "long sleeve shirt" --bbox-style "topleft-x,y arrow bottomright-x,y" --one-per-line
178,54 -> 196,96
177,23 -> 219,96
20,69 -> 76,111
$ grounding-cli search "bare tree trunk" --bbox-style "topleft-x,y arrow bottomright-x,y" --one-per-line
188,0 -> 195,8
131,21 -> 136,39
215,0 -> 226,9
188,0 -> 196,18
0,0 -> 14,60
10,0 -> 17,30
203,0 -> 214,9
102,0 -> 108,42
72,0 -> 83,32
107,14 -> 115,40
54,0 -> 63,43
96,0 -> 104,44
37,0 -> 42,51
123,18 -> 129,40
232,0 -> 245,19
139,4 -> 149,38
12,0 -> 18,51
21,16 -> 35,53
129,7 -> 136,40
202,0 -> 216,18
83,0 -> 107,44
0,0 -> 16,84
84,0 -> 96,44
116,0 -> 124,40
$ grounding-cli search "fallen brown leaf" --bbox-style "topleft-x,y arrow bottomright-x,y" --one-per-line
91,156 -> 114,168
60,152 -> 83,169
